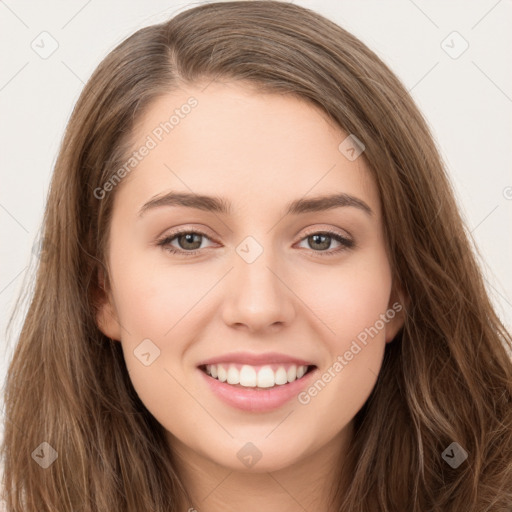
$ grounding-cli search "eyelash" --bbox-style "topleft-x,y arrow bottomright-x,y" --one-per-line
156,227 -> 355,258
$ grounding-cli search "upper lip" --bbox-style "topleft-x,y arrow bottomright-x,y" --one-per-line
197,351 -> 316,367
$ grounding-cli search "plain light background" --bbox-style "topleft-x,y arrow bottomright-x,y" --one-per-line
1,0 -> 511,444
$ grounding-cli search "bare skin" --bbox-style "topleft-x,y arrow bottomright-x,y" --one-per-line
97,80 -> 404,511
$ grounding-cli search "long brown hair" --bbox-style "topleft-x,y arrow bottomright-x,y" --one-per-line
2,1 -> 511,510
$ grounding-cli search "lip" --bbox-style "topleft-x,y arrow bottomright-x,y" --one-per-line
197,351 -> 315,367
197,365 -> 318,412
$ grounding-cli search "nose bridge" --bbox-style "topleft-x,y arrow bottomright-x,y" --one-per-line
221,233 -> 295,330
234,233 -> 283,301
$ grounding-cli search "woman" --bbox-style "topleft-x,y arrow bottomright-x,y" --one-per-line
2,1 -> 511,510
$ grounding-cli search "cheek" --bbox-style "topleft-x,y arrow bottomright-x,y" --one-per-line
107,246 -> 214,394
108,246 -> 203,339
294,249 -> 393,432
108,253 -> 198,425
300,247 -> 393,342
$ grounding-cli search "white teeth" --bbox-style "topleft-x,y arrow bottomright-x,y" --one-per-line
239,365 -> 257,387
204,363 -> 311,388
275,366 -> 288,385
217,365 -> 227,382
227,366 -> 240,385
287,365 -> 297,382
256,366 -> 275,388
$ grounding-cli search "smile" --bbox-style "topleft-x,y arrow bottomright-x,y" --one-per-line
198,362 -> 318,412
200,363 -> 315,389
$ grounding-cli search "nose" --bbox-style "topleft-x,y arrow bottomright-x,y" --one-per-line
220,246 -> 296,334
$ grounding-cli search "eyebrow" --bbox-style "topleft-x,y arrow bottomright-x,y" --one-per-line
138,191 -> 373,218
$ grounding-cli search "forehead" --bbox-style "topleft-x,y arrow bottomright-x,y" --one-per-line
116,81 -> 380,218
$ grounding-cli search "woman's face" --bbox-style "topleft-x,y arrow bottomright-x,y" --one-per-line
97,81 -> 404,473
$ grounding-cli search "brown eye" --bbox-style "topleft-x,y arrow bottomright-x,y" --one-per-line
174,232 -> 203,250
157,230 -> 214,256
297,230 -> 354,257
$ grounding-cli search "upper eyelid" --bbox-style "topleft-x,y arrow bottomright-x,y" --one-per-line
300,225 -> 352,239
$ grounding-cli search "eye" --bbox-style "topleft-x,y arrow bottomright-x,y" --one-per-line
295,229 -> 354,257
156,228 -> 355,257
156,228 -> 216,256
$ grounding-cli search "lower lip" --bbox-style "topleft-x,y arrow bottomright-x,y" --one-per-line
197,367 -> 318,412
